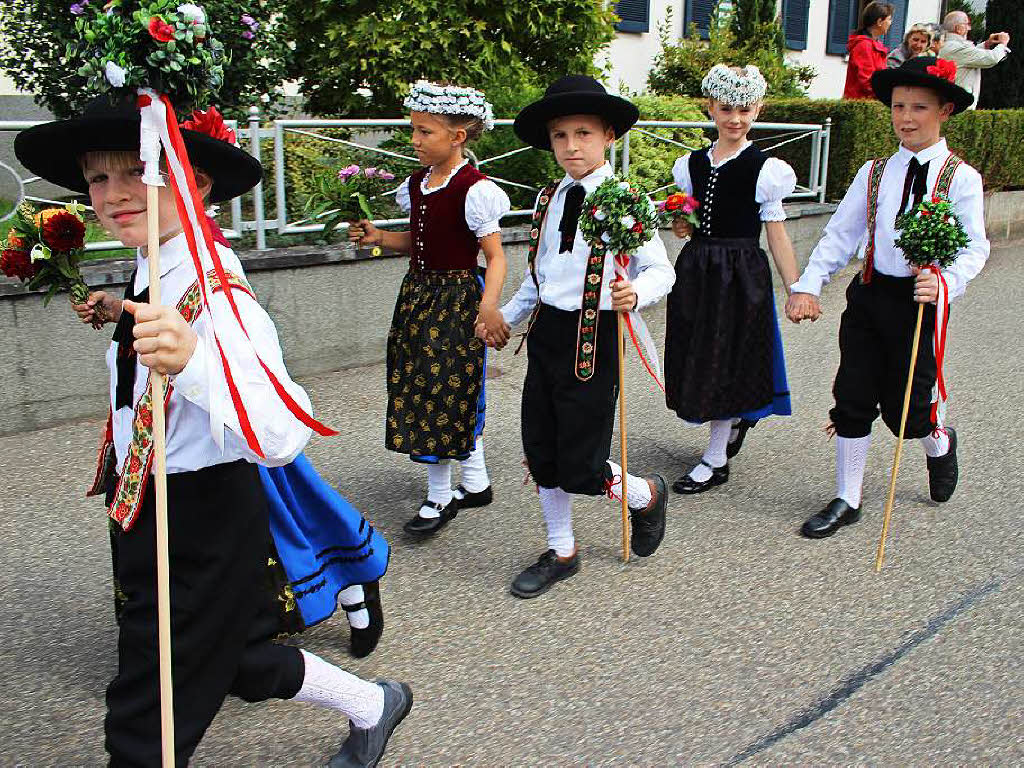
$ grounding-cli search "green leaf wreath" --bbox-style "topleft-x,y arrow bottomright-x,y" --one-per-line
578,177 -> 658,255
894,195 -> 970,269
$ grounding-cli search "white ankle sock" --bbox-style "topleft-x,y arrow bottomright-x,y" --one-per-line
920,428 -> 950,458
419,461 -> 453,518
539,486 -> 575,557
337,584 -> 369,630
293,650 -> 384,729
836,435 -> 871,509
456,441 -> 490,495
606,460 -> 652,510
689,419 -> 731,482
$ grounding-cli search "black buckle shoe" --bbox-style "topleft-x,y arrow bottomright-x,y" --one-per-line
452,483 -> 493,509
630,474 -> 667,557
726,419 -> 758,459
347,580 -> 384,659
800,498 -> 861,539
510,549 -> 580,599
926,427 -> 958,503
403,499 -> 458,535
672,461 -> 729,494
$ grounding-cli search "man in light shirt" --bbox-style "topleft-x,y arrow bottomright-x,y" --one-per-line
939,10 -> 1010,109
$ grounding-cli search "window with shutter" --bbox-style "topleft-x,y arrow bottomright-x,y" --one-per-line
684,0 -> 717,40
782,0 -> 810,50
827,0 -> 859,55
614,0 -> 650,33
882,0 -> 910,51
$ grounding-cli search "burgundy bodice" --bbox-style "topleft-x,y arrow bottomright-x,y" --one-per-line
408,163 -> 486,271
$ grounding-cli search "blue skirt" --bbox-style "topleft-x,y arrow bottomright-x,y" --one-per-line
259,453 -> 390,630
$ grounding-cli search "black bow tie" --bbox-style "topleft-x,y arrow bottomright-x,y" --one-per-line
112,270 -> 148,410
898,157 -> 930,223
558,183 -> 586,254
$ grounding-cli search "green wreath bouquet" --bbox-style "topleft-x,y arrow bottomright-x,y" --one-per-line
895,195 -> 969,269
578,177 -> 658,255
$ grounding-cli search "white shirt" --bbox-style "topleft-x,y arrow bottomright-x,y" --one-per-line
940,33 -> 1010,109
107,234 -> 312,473
791,139 -> 988,301
501,162 -> 675,327
671,142 -> 798,222
396,159 -> 512,237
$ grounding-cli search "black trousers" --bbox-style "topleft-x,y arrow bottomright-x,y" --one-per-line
105,460 -> 304,767
522,304 -> 618,495
830,272 -> 944,440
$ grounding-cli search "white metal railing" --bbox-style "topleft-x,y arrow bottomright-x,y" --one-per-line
1,109 -> 832,253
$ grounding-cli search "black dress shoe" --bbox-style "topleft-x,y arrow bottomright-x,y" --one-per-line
347,580 -> 384,659
453,483 -> 493,509
403,499 -> 458,535
726,419 -> 758,459
926,427 -> 958,503
672,461 -> 729,494
510,549 -> 580,599
630,474 -> 667,557
800,498 -> 861,538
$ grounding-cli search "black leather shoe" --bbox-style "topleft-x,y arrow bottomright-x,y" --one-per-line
510,549 -> 580,599
630,474 -> 667,557
800,498 -> 861,538
328,680 -> 413,768
403,499 -> 458,535
927,427 -> 958,503
347,580 -> 384,659
672,461 -> 729,494
453,483 -> 493,509
726,419 -> 758,459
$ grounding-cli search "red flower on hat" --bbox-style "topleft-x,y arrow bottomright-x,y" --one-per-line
181,106 -> 237,145
148,16 -> 176,44
926,59 -> 957,83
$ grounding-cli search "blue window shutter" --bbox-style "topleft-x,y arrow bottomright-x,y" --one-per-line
827,0 -> 859,56
782,0 -> 810,51
684,0 -> 717,40
615,0 -> 650,33
882,0 -> 910,51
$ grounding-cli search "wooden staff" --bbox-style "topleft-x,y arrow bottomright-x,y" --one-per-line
875,302 -> 925,572
146,182 -> 176,764
617,311 -> 630,563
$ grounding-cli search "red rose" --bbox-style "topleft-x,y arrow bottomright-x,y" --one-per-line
181,106 -> 237,145
0,247 -> 37,281
41,209 -> 86,251
926,59 -> 957,83
148,16 -> 176,44
632,223 -> 644,233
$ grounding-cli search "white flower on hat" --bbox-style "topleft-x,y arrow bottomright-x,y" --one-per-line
701,64 -> 768,106
403,80 -> 496,131
177,3 -> 206,23
104,61 -> 127,88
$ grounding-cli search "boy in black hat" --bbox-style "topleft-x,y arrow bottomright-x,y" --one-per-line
785,57 -> 989,539
15,98 -> 411,767
495,76 -> 674,598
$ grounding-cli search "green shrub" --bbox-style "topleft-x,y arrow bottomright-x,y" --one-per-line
626,95 -> 709,197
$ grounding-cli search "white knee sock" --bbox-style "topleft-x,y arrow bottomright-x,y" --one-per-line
920,428 -> 950,458
337,584 -> 368,630
293,650 -> 384,729
836,435 -> 871,509
456,440 -> 490,495
689,419 -> 732,482
539,486 -> 575,557
606,460 -> 652,510
419,461 -> 453,518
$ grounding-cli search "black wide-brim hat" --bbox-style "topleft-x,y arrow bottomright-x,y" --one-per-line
514,75 -> 640,151
871,56 -> 974,115
14,95 -> 262,203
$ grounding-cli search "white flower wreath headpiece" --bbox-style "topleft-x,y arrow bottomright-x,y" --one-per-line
701,64 -> 768,106
403,80 -> 495,131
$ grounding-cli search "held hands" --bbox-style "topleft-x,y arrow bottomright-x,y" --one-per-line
71,290 -> 123,326
348,219 -> 382,247
475,302 -> 511,349
785,292 -> 822,324
123,300 -> 198,376
610,277 -> 638,312
912,267 -> 939,304
986,32 -> 1010,47
671,219 -> 694,239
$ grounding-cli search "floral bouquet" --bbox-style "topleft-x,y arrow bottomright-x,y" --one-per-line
68,0 -> 225,109
304,164 -> 397,242
578,177 -> 658,256
895,195 -> 969,269
656,192 -> 700,229
1,202 -> 106,327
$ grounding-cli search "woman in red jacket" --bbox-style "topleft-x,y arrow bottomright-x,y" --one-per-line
843,2 -> 894,99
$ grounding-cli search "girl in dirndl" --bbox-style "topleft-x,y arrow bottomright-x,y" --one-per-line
664,64 -> 800,494
350,81 -> 510,536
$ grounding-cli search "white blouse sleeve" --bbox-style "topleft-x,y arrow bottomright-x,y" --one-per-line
396,177 -> 412,214
671,154 -> 693,194
756,158 -> 797,222
465,179 -> 511,238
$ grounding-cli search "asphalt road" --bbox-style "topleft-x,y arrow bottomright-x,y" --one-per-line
0,240 -> 1020,766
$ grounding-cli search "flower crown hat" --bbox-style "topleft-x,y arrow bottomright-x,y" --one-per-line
872,57 -> 974,114
14,95 -> 262,203
701,64 -> 768,106
403,80 -> 495,131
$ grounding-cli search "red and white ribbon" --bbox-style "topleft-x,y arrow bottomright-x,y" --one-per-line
613,253 -> 664,392
927,264 -> 950,426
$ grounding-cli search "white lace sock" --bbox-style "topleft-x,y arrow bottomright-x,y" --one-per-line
836,435 -> 871,509
539,486 -> 575,557
337,584 -> 368,630
920,428 -> 950,458
456,440 -> 490,495
293,650 -> 384,729
606,460 -> 652,510
688,419 -> 732,482
419,461 -> 453,518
